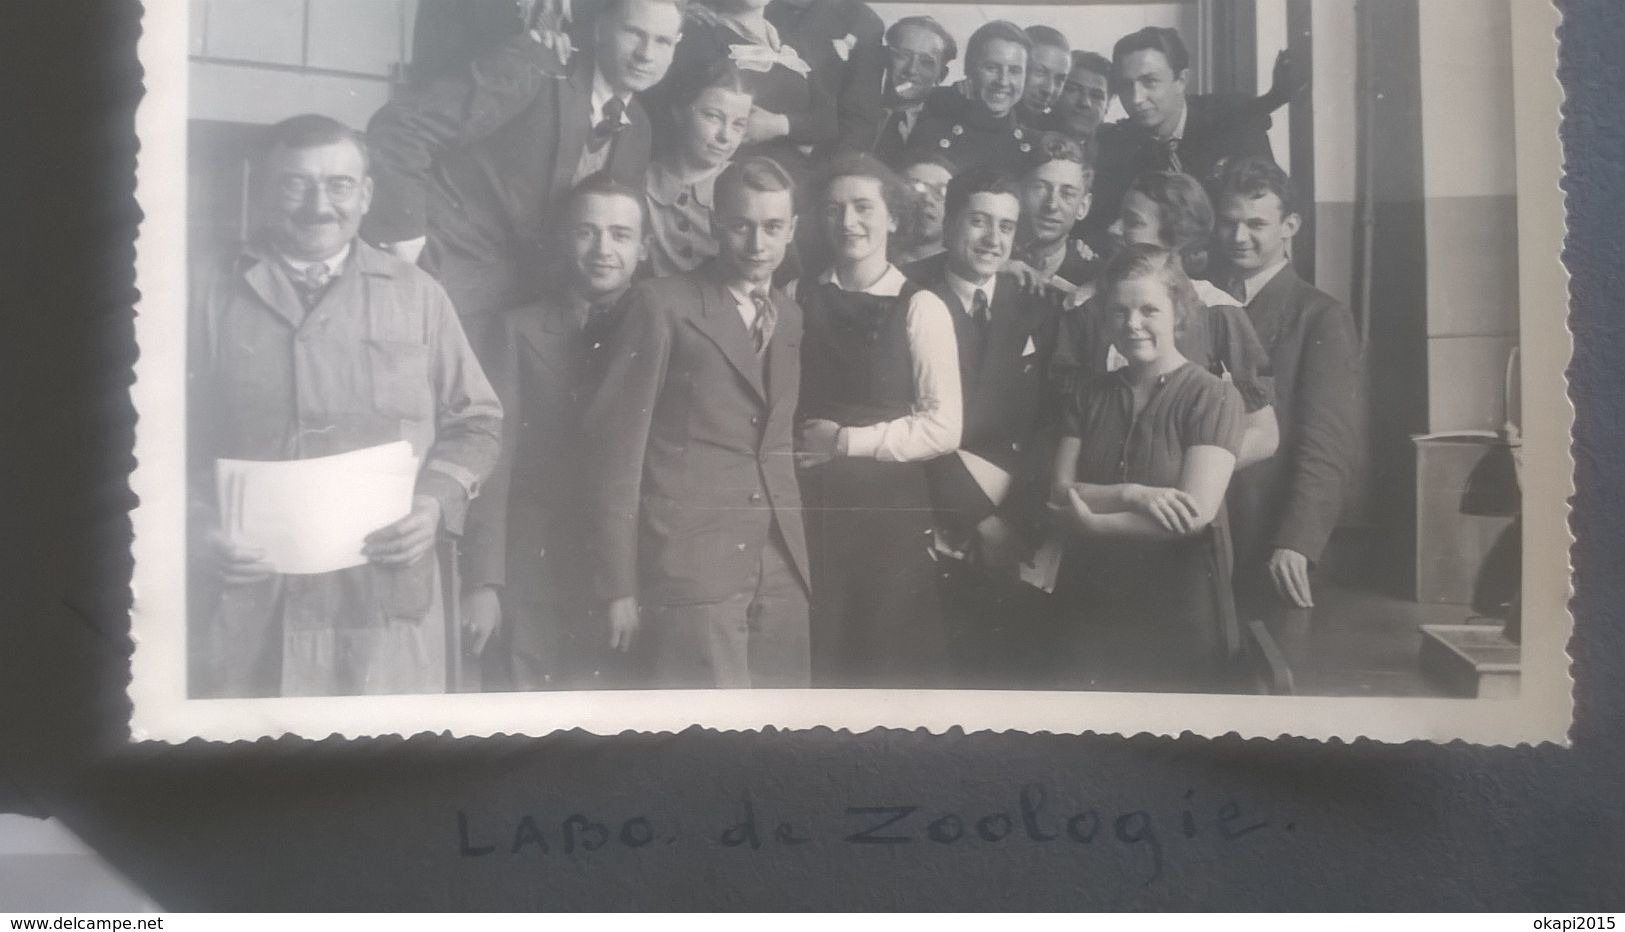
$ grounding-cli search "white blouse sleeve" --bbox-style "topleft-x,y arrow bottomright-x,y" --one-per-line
839,288 -> 963,462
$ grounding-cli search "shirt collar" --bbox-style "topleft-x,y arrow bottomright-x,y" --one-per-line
725,278 -> 769,309
1243,258 -> 1291,304
816,263 -> 908,296
1172,101 -> 1188,141
277,242 -> 352,277
590,67 -> 633,127
645,160 -> 725,208
944,267 -> 997,311
1150,98 -> 1189,143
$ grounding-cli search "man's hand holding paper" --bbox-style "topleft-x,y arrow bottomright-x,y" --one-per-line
215,441 -> 422,576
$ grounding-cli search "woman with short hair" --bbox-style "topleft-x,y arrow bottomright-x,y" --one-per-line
791,153 -> 962,686
1049,243 -> 1247,692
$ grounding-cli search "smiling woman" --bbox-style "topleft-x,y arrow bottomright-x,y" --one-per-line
794,153 -> 962,687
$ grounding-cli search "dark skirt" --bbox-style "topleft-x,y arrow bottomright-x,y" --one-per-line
1052,522 -> 1242,693
801,456 -> 948,687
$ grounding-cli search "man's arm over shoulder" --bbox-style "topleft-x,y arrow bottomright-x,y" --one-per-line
366,32 -> 565,243
418,271 -> 504,536
579,281 -> 678,602
1273,288 -> 1362,563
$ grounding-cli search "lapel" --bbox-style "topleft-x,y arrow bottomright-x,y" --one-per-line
978,276 -> 1036,390
690,264 -> 767,402
763,287 -> 798,411
548,55 -> 596,199
1244,263 -> 1299,354
240,247 -> 307,330
605,98 -> 648,180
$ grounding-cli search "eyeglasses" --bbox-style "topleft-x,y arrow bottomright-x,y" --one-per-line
909,179 -> 948,200
276,174 -> 361,202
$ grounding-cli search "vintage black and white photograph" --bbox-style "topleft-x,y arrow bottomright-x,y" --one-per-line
129,0 -> 1571,742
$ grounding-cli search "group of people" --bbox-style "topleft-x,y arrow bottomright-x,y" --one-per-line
189,0 -> 1361,699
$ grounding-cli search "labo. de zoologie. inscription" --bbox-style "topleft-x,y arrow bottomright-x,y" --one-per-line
455,783 -> 1295,883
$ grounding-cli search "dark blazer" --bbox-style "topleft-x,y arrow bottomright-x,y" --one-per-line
462,297 -> 618,603
905,87 -> 1029,175
1081,93 -> 1275,251
366,43 -> 653,322
766,0 -> 886,158
1226,265 -> 1362,567
904,255 -> 1062,533
580,263 -> 812,606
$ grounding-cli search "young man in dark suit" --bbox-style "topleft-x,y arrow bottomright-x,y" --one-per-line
872,16 -> 957,163
1009,132 -> 1101,298
905,21 -> 1035,175
364,0 -> 683,349
904,167 -> 1064,686
1209,157 -> 1362,649
580,157 -> 813,688
1080,26 -> 1276,254
460,175 -> 649,690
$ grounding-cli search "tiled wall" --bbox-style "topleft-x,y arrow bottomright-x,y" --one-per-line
189,0 -> 420,128
1417,0 -> 1519,433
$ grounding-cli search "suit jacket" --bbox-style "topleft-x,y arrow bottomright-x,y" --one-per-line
766,0 -> 886,158
905,87 -> 1029,175
580,263 -> 812,606
904,255 -> 1062,533
366,44 -> 652,321
1080,93 -> 1274,251
1226,265 -> 1362,567
462,296 -> 620,604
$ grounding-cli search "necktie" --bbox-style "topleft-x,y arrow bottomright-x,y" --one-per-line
590,97 -> 626,151
969,288 -> 991,365
749,290 -> 776,355
289,260 -> 334,309
1155,137 -> 1183,174
583,303 -> 617,348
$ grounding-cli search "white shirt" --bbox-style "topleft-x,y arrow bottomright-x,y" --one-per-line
792,265 -> 963,463
1157,98 -> 1190,143
574,67 -> 634,183
943,267 -> 998,319
725,280 -> 769,331
589,67 -> 634,132
279,242 -> 351,282
1241,258 -> 1291,305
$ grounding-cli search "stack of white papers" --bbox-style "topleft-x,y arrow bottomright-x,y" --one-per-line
216,441 -> 418,575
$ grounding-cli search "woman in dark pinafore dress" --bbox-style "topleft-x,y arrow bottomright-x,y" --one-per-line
1049,244 -> 1247,693
793,154 -> 962,686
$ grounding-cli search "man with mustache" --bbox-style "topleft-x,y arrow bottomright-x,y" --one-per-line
580,157 -> 812,687
460,175 -> 651,690
189,115 -> 502,698
903,167 -> 1066,685
905,20 -> 1035,175
1080,26 -> 1277,254
365,0 -> 684,351
872,15 -> 957,164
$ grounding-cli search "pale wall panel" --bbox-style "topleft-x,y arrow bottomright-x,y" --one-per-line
307,0 -> 412,76
1423,194 -> 1520,338
1427,334 -> 1519,434
200,0 -> 306,66
1417,0 -> 1515,199
190,60 -> 394,130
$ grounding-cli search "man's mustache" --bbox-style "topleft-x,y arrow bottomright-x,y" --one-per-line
292,210 -> 339,226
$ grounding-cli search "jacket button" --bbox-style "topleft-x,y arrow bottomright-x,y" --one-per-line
750,416 -> 761,426
749,492 -> 764,504
736,542 -> 749,552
